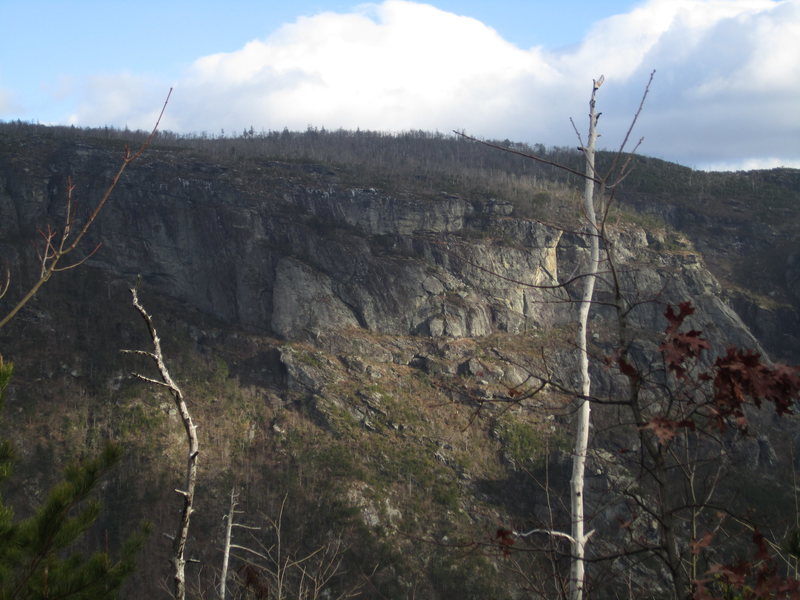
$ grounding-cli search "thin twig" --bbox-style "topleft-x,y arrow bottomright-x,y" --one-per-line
453,131 -> 601,184
0,89 -> 172,330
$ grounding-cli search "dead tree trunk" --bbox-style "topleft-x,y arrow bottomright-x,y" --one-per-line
219,487 -> 239,600
127,287 -> 199,600
457,71 -> 654,599
570,75 -> 603,600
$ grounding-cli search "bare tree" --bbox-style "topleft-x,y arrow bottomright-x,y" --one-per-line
219,492 -> 359,600
220,487 -> 242,600
458,72 -> 654,599
124,287 -> 199,600
458,67 -> 800,598
0,91 -> 173,599
0,90 -> 171,330
569,74 -> 603,600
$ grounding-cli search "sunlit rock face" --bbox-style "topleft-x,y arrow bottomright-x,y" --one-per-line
0,139 -> 763,356
1,145 -> 562,341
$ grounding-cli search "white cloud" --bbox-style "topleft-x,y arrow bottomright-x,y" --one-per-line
701,157 -> 800,171
66,0 -> 799,170
0,88 -> 20,117
67,72 -> 172,130
170,1 -> 557,135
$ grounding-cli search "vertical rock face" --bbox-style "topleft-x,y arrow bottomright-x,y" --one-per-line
0,145 -> 574,342
0,140 -> 768,356
271,257 -> 361,338
620,171 -> 800,364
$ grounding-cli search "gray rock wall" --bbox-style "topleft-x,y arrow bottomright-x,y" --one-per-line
0,142 -> 767,357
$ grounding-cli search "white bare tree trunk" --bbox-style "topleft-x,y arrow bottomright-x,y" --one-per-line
127,288 -> 199,600
570,77 -> 602,600
459,72 -> 654,599
219,488 -> 238,600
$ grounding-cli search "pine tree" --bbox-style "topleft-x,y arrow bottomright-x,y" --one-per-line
0,356 -> 146,599
0,93 -> 170,598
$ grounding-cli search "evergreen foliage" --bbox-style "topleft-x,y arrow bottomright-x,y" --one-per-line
0,356 -> 145,599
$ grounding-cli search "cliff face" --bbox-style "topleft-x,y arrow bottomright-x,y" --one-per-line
0,132 -> 793,599
0,140 -> 764,353
618,165 -> 800,363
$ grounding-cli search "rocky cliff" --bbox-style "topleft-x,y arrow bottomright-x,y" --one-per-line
616,161 -> 800,363
0,136 -> 766,350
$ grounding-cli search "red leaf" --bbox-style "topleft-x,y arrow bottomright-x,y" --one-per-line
753,529 -> 770,562
641,417 -> 678,445
641,417 -> 695,445
660,303 -> 711,379
496,528 -> 515,556
617,356 -> 639,379
712,348 -> 800,427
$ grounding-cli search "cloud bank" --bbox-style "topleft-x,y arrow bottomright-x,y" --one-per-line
67,0 -> 799,170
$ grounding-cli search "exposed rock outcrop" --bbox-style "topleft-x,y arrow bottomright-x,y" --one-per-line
0,142 -> 764,358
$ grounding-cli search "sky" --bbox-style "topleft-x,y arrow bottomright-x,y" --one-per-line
1,0 -> 798,171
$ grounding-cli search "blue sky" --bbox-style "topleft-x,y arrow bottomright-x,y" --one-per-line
1,0 -> 798,170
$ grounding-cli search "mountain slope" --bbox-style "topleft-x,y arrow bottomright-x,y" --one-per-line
0,124 -> 797,598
